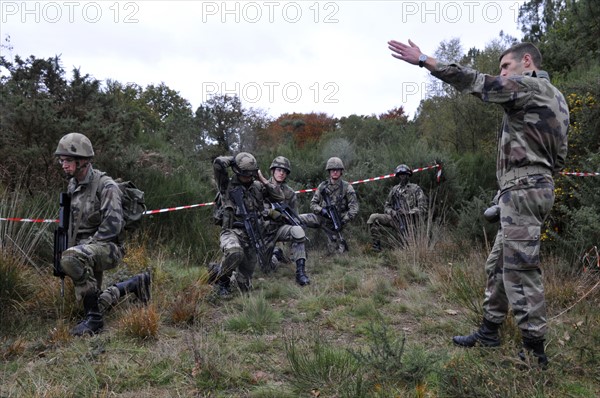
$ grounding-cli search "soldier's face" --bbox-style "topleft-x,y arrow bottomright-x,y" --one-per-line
272,168 -> 288,183
329,169 -> 342,181
499,53 -> 524,77
397,174 -> 409,186
58,156 -> 77,176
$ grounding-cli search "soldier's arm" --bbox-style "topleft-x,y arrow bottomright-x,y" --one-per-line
344,184 -> 359,221
92,180 -> 124,242
310,184 -> 324,214
213,156 -> 234,193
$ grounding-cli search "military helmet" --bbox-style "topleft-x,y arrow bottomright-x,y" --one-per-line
325,157 -> 345,171
233,152 -> 259,176
55,133 -> 95,158
270,156 -> 291,174
394,164 -> 412,176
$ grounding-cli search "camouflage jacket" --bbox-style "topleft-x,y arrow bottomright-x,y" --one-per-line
67,166 -> 124,246
431,64 -> 569,190
310,179 -> 359,222
262,177 -> 299,233
213,156 -> 284,231
384,183 -> 427,216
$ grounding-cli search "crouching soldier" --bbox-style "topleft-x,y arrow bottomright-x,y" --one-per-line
367,164 -> 427,251
300,157 -> 359,253
209,152 -> 284,296
54,133 -> 150,336
263,156 -> 310,286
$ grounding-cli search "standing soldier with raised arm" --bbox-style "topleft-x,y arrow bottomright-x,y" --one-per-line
54,133 -> 150,336
367,164 -> 427,251
262,156 -> 310,286
300,157 -> 359,253
388,39 -> 568,366
210,152 -> 284,296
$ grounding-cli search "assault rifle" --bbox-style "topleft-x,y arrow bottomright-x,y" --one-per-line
229,186 -> 271,273
53,192 -> 70,297
268,200 -> 304,228
321,189 -> 348,251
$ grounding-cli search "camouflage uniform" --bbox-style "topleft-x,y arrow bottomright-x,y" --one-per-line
56,132 -> 150,336
263,177 -> 307,263
213,155 -> 284,290
367,181 -> 427,249
432,62 -> 569,342
61,167 -> 125,309
301,179 -> 359,251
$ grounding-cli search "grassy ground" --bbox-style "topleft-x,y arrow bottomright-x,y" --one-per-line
1,233 -> 600,397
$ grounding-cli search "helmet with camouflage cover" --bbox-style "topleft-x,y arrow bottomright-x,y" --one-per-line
394,164 -> 412,177
270,156 -> 291,174
325,157 -> 344,171
233,152 -> 259,176
55,133 -> 95,158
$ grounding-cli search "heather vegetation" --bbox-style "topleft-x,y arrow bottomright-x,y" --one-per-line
1,1 -> 599,396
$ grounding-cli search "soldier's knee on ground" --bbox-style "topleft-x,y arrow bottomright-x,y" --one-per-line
222,248 -> 244,274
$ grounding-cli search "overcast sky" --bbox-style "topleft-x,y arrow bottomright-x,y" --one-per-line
1,0 -> 525,119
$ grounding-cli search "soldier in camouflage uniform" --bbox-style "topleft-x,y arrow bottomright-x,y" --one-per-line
210,152 -> 284,296
263,156 -> 310,286
367,164 -> 427,251
300,157 -> 359,253
55,133 -> 150,336
388,40 -> 568,366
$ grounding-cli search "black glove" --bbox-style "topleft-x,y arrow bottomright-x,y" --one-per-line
320,208 -> 330,219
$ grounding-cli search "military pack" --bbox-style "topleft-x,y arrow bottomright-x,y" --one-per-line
92,173 -> 146,232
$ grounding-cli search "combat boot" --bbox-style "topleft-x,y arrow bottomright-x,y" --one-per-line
114,272 -> 151,304
372,240 -> 382,252
71,291 -> 104,336
295,258 -> 310,286
217,276 -> 232,297
452,318 -> 501,347
519,337 -> 549,368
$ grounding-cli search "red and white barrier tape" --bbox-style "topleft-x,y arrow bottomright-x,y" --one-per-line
560,171 -> 600,177
5,164 -> 600,223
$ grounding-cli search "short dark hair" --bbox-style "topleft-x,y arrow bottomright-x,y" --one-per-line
499,42 -> 542,68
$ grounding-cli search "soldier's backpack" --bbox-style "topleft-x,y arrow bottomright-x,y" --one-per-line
92,173 -> 147,232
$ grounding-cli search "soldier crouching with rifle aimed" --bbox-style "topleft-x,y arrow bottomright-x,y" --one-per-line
300,157 -> 359,254
208,152 -> 284,297
53,133 -> 150,336
263,156 -> 310,286
367,164 -> 427,252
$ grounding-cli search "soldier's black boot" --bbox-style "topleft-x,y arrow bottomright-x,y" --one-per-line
71,291 -> 104,336
452,318 -> 501,347
114,272 -> 151,304
372,240 -> 382,252
295,259 -> 310,286
519,338 -> 549,368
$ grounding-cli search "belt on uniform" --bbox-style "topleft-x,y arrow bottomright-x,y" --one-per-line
499,165 -> 552,190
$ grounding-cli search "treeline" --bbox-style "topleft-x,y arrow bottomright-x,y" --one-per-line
1,0 -> 598,264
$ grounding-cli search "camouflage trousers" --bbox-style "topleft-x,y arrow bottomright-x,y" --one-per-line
60,241 -> 123,302
367,213 -> 412,246
482,175 -> 554,339
299,213 -> 344,245
219,228 -> 257,287
263,224 -> 307,262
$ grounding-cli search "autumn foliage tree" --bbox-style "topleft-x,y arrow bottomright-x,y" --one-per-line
261,112 -> 337,148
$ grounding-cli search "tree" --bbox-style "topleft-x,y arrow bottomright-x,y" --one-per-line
262,112 -> 337,148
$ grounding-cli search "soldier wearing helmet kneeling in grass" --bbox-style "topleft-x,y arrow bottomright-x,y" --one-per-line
55,133 -> 150,336
300,157 -> 359,254
209,152 -> 284,296
367,164 -> 427,252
